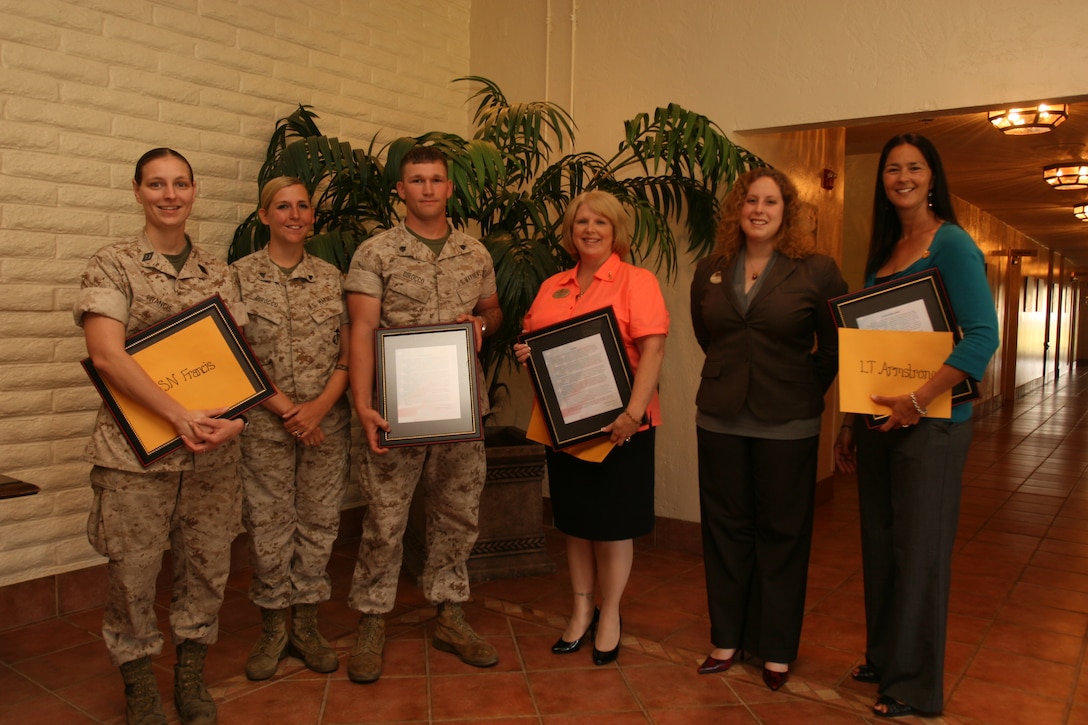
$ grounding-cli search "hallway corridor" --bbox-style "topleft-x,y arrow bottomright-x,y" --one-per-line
4,371 -> 1088,723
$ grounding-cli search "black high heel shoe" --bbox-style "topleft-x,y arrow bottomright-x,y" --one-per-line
592,615 -> 622,666
551,608 -> 599,654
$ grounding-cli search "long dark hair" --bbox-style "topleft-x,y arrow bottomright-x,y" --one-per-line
134,148 -> 193,184
866,133 -> 958,278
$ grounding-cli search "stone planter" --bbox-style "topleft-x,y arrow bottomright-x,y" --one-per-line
402,426 -> 555,583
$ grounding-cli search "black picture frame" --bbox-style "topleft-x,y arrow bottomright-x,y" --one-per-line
375,321 -> 483,447
518,306 -> 637,449
829,269 -> 980,427
81,294 -> 275,466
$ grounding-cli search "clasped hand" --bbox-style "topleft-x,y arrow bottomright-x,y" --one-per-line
283,400 -> 328,446
177,406 -> 241,454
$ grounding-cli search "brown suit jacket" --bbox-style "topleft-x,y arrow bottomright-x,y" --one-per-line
690,252 -> 847,423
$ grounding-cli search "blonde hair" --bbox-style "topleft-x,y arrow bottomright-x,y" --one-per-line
712,167 -> 813,262
259,176 -> 308,211
561,191 -> 631,260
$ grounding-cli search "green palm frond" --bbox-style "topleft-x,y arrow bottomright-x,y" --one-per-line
303,230 -> 362,272
234,78 -> 764,382
456,75 -> 576,183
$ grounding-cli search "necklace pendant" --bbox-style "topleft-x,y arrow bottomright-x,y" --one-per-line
751,272 -> 759,280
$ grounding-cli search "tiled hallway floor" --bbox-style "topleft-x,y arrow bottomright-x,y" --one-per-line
6,371 -> 1088,723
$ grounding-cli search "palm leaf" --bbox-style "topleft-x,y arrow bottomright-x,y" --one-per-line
234,78 -> 765,390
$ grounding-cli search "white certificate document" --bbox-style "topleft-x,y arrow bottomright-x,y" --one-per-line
394,344 -> 461,423
541,333 -> 623,424
856,298 -> 935,332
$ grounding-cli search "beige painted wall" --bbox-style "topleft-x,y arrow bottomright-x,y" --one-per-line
470,0 -> 1088,523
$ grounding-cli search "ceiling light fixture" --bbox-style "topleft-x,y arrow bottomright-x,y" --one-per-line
1043,163 -> 1088,190
1075,204 -> 1088,221
988,103 -> 1068,135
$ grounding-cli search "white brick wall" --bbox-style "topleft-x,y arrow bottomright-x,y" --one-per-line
0,0 -> 472,588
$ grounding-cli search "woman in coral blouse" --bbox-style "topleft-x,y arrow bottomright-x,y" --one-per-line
515,190 -> 669,666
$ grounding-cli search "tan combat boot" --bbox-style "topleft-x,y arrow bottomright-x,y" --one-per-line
119,655 -> 167,725
245,607 -> 287,680
288,603 -> 338,673
433,602 -> 498,667
347,613 -> 384,684
173,640 -> 216,725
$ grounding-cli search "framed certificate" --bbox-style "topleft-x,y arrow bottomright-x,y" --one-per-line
81,295 -> 275,466
829,269 -> 979,426
375,321 -> 483,447
518,306 -> 637,449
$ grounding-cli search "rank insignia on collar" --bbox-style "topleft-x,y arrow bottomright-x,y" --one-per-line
142,252 -> 154,262
553,288 -> 571,298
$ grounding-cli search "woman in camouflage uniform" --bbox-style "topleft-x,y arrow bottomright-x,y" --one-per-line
232,177 -> 351,680
75,148 -> 247,725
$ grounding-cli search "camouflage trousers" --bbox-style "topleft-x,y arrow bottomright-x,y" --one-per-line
240,422 -> 350,608
348,441 -> 486,613
87,464 -> 241,666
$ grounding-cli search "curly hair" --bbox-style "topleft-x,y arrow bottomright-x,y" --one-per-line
711,167 -> 814,263
561,190 -> 632,261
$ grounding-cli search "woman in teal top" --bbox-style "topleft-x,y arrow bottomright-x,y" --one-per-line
834,134 -> 999,719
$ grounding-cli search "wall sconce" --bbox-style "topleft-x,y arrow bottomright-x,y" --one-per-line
1043,163 -> 1088,190
1075,203 -> 1088,221
820,169 -> 837,190
988,104 -> 1068,135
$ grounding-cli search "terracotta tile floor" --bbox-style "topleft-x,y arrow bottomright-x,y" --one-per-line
5,371 -> 1088,723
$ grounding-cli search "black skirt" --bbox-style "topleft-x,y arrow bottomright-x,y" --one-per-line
545,427 -> 656,541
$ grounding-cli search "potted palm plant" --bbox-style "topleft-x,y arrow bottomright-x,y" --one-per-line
229,77 -> 762,580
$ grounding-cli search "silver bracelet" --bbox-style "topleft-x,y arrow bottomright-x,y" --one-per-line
909,392 -> 928,416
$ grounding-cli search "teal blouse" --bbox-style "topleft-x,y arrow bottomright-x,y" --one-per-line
867,223 -> 1000,423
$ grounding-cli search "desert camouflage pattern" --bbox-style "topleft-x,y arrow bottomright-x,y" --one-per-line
72,232 -> 247,473
75,234 -> 246,666
344,224 -> 494,612
231,249 -> 349,410
348,440 -> 487,611
88,464 -> 241,665
344,223 -> 495,416
232,249 -> 350,608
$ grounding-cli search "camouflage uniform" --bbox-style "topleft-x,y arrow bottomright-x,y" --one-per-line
345,223 -> 495,612
231,249 -> 350,608
74,232 -> 247,667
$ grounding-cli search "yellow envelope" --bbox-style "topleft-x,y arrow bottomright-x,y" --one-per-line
105,316 -> 262,451
525,399 -> 614,463
838,328 -> 953,417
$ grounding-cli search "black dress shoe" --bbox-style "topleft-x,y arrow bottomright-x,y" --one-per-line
696,652 -> 735,674
592,616 -> 621,666
762,667 -> 789,691
851,659 -> 880,683
551,608 -> 599,654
